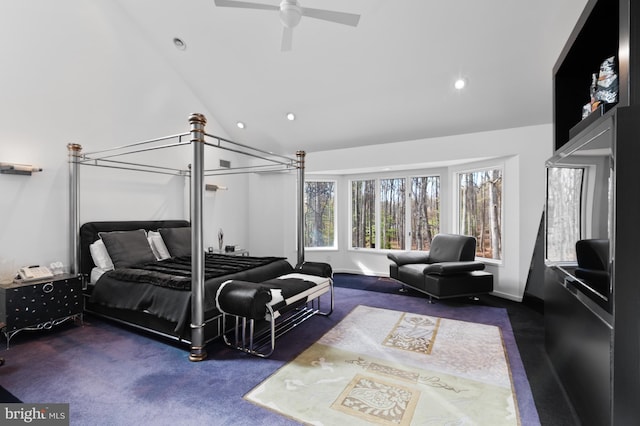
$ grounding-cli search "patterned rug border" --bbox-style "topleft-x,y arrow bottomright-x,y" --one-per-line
500,326 -> 522,425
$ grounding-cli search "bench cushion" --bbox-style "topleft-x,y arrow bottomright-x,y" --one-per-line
216,273 -> 332,319
262,273 -> 331,314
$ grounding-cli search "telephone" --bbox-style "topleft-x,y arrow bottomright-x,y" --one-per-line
18,265 -> 54,282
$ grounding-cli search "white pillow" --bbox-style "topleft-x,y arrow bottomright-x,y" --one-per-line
148,231 -> 171,260
89,239 -> 114,270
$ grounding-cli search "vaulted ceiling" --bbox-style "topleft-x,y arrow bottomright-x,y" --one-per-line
12,0 -> 589,155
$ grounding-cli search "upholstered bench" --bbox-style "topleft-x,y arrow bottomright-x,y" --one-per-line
215,265 -> 333,357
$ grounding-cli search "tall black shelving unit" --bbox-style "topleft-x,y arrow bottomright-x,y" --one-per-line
547,0 -> 640,424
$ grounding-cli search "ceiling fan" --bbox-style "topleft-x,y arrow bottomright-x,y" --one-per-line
214,0 -> 361,51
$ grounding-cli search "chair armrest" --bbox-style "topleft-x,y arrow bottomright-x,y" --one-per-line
216,280 -> 273,319
296,261 -> 333,278
387,251 -> 430,266
422,261 -> 485,275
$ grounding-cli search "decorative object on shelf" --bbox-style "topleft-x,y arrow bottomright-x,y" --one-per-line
224,245 -> 235,253
0,162 -> 42,175
218,228 -> 224,250
596,56 -> 618,104
49,261 -> 65,275
582,56 -> 618,121
582,73 -> 599,119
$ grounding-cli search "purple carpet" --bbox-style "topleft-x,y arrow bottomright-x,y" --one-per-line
0,275 -> 540,425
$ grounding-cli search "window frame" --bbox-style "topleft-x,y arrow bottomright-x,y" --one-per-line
348,172 -> 442,252
303,178 -> 338,251
453,163 -> 504,264
379,177 -> 406,250
349,178 -> 377,250
407,174 -> 441,251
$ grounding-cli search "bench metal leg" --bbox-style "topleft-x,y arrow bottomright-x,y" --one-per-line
221,280 -> 334,358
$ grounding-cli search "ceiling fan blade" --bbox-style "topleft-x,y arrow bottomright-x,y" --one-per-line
281,27 -> 293,52
301,7 -> 360,27
214,0 -> 279,11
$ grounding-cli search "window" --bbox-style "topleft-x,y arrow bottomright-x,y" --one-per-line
410,176 -> 440,250
351,175 -> 440,250
380,178 -> 405,249
304,180 -> 336,248
457,168 -> 503,260
351,179 -> 376,248
546,167 -> 584,262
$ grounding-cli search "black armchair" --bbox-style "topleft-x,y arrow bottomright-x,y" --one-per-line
387,234 -> 493,302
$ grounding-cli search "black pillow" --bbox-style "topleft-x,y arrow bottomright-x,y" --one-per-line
99,229 -> 156,269
159,227 -> 191,257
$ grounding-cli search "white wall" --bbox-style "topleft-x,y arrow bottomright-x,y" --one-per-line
247,173 -> 298,264
250,124 -> 553,301
0,1 -> 247,271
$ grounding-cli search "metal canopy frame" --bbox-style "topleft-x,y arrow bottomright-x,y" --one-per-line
68,113 -> 306,361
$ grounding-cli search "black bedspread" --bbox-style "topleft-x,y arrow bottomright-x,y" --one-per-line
105,254 -> 287,290
89,254 -> 294,331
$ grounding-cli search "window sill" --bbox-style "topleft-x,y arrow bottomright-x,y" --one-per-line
479,258 -> 503,267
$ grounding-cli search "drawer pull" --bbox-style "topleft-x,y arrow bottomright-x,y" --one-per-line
43,283 -> 54,293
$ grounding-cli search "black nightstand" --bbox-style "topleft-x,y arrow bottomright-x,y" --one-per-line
0,273 -> 83,348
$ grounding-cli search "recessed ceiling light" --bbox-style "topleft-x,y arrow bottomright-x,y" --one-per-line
236,121 -> 245,129
173,37 -> 187,51
286,112 -> 296,121
454,78 -> 466,90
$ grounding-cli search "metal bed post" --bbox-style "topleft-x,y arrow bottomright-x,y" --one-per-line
188,113 -> 207,362
296,150 -> 305,268
68,143 -> 82,275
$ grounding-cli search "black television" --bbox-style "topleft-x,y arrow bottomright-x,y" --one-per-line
545,116 -> 613,312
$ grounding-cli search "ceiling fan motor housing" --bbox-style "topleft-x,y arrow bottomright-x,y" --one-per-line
280,0 -> 302,28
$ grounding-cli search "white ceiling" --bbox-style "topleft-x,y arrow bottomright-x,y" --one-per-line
71,1 -> 593,155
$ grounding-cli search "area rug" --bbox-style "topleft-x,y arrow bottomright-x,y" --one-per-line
246,305 -> 520,425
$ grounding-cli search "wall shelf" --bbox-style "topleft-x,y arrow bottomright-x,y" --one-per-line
0,162 -> 42,175
553,0 -> 621,150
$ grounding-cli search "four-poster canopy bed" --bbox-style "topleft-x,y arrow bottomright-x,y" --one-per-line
68,113 -> 333,361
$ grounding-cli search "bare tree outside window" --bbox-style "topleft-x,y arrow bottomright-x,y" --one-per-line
410,176 -> 440,250
304,181 -> 336,248
458,169 -> 503,260
380,178 -> 405,249
546,167 -> 584,261
352,180 -> 376,248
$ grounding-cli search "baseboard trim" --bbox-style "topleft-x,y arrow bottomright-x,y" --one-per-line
490,289 -> 523,302
333,268 -> 389,277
